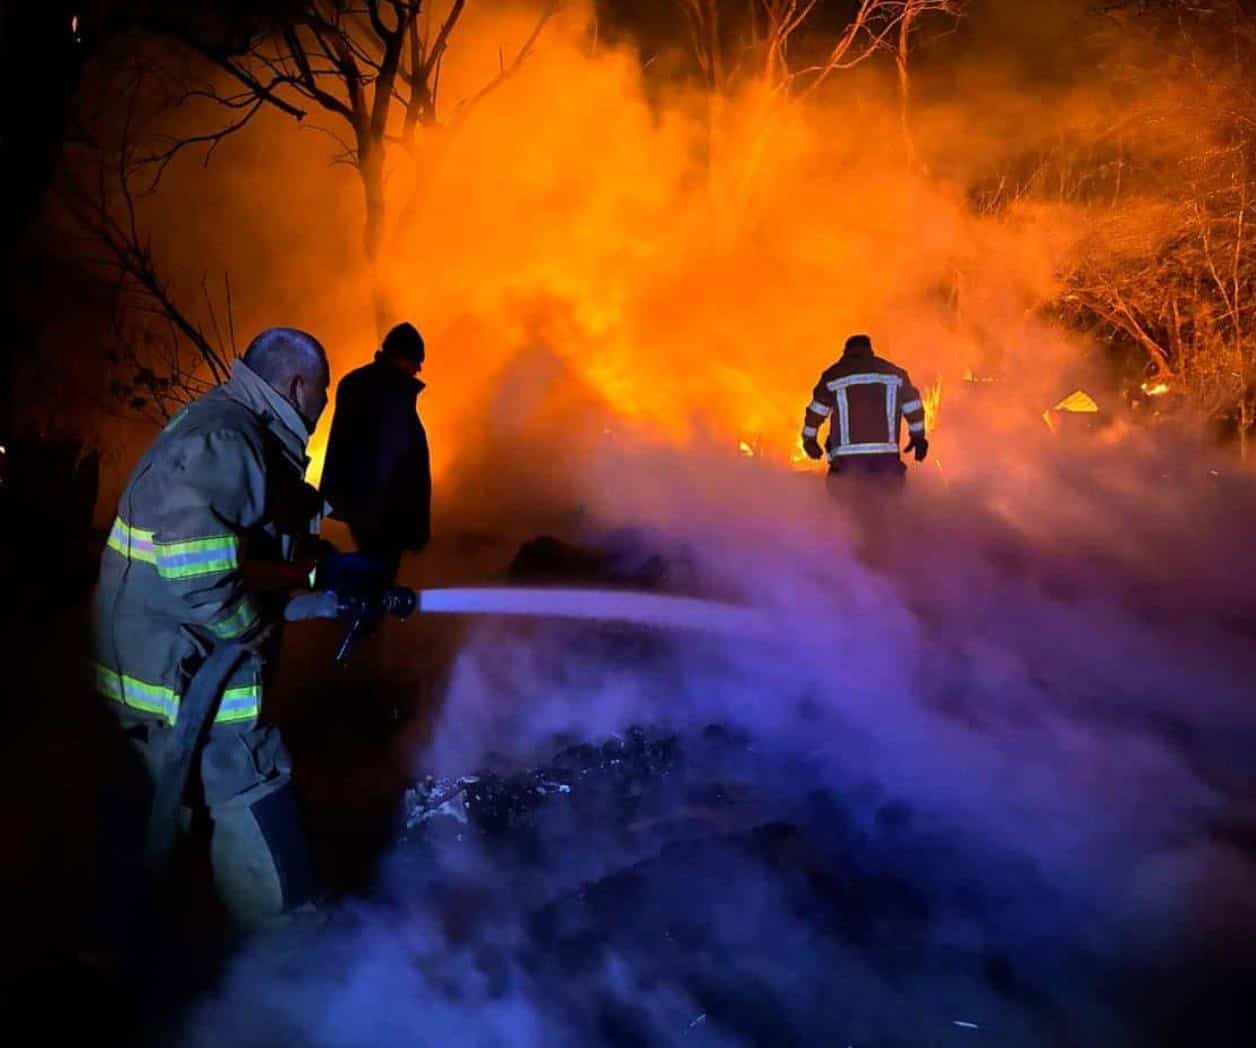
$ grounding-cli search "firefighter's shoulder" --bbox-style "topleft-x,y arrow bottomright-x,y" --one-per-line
817,358 -> 846,382
154,394 -> 266,472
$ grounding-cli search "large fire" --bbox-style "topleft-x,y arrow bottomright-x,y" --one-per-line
131,1 -> 1081,496
102,0 -> 1254,499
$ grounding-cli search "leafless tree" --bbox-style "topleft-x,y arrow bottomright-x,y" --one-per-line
135,1 -> 558,324
892,0 -> 964,165
50,2 -> 561,420
675,0 -> 963,99
57,63 -> 239,422
1057,1 -> 1256,457
1067,166 -> 1256,457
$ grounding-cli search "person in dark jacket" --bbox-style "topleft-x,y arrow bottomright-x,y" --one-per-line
320,322 -> 431,590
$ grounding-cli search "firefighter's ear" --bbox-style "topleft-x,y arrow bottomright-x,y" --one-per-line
289,372 -> 329,429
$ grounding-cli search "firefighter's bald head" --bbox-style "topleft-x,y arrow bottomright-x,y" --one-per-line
242,327 -> 331,429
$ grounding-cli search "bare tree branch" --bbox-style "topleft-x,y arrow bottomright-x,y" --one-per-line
451,2 -> 558,125
137,97 -> 267,190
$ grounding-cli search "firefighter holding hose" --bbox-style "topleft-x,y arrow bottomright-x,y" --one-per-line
801,333 -> 928,490
91,327 -> 350,937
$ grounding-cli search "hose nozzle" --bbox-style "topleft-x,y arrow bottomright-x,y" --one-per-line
334,586 -> 418,665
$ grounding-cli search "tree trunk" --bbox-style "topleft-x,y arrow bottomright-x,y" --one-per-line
897,10 -> 919,169
359,145 -> 391,338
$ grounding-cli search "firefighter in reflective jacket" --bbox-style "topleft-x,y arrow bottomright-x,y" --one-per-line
801,334 -> 928,484
91,328 -> 339,933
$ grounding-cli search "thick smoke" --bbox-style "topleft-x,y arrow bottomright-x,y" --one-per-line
180,419 -> 1256,1044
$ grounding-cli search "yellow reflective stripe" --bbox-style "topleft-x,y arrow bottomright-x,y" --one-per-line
107,516 -> 242,580
106,517 -> 156,565
211,595 -> 260,639
216,684 -> 263,722
93,662 -> 261,725
94,662 -> 177,724
154,534 -> 239,580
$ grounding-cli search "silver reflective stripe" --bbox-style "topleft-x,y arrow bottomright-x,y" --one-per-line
830,442 -> 898,458
826,373 -> 903,392
801,426 -> 819,438
825,373 -> 902,448
902,398 -> 923,414
908,420 -> 925,434
807,400 -> 832,417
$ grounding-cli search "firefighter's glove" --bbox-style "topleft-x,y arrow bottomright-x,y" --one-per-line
283,590 -> 351,622
905,434 -> 929,462
802,437 -> 824,461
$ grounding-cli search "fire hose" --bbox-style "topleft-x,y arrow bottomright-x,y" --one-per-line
147,584 -> 767,872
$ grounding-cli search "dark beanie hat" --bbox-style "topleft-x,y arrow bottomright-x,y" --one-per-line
382,322 -> 425,362
844,334 -> 873,354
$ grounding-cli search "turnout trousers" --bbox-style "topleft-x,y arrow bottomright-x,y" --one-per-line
105,706 -> 318,934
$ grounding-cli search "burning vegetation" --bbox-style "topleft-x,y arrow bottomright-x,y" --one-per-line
21,0 -> 1253,486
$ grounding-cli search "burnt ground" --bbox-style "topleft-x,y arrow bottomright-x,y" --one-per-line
3,523 -> 1255,1047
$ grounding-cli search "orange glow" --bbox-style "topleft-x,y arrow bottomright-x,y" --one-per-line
130,1 -> 1211,501
1142,381 -> 1171,397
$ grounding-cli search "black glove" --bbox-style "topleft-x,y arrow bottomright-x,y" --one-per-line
315,550 -> 393,597
802,437 -> 824,461
905,434 -> 929,462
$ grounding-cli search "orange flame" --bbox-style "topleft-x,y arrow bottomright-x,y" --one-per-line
923,377 -> 944,434
135,2 -> 1157,495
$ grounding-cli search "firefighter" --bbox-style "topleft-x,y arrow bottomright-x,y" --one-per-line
91,327 -> 344,934
319,321 -> 431,594
800,333 -> 928,489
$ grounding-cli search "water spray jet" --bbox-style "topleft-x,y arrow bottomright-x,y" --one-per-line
334,585 -> 771,664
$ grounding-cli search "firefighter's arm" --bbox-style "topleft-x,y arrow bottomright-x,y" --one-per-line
801,373 -> 836,460
238,486 -> 334,591
901,376 -> 928,461
147,428 -> 270,641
